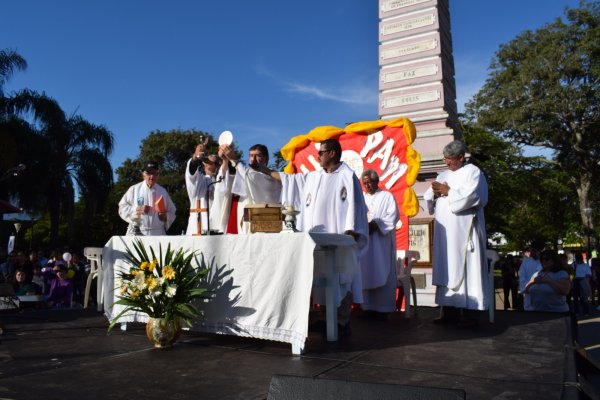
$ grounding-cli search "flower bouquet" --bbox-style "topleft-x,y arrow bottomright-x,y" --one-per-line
108,239 -> 210,347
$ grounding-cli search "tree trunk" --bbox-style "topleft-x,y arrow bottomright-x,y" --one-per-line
576,172 -> 595,254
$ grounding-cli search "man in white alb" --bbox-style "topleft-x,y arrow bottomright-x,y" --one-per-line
268,139 -> 369,335
359,169 -> 399,319
424,140 -> 489,327
118,161 -> 176,236
220,143 -> 282,233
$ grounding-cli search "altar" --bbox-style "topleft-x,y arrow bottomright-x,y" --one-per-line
102,232 -> 359,354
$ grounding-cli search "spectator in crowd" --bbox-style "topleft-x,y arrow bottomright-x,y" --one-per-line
31,264 -> 47,294
589,257 -> 599,307
571,253 -> 592,316
501,254 -> 518,310
13,269 -> 40,296
37,249 -> 48,269
0,251 -> 16,283
46,263 -> 73,308
519,244 -> 543,311
525,249 -> 571,313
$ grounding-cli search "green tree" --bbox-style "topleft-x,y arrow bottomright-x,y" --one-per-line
465,1 -> 600,237
104,129 -> 224,237
1,54 -> 114,246
461,118 -> 577,251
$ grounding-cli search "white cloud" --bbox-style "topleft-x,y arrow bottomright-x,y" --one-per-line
255,61 -> 377,107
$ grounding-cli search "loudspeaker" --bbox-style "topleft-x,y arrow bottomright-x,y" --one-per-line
267,375 -> 466,400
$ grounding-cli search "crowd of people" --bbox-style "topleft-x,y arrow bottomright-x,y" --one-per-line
0,248 -> 97,309
498,246 -> 599,317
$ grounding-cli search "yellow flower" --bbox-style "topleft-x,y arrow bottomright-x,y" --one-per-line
149,259 -> 158,272
162,265 -> 176,280
140,261 -> 150,270
130,290 -> 141,299
145,276 -> 158,290
120,283 -> 129,296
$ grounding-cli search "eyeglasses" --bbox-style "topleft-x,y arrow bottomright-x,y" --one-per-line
317,149 -> 330,156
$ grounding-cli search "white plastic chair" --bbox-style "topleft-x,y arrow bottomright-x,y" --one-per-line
83,247 -> 104,312
397,250 -> 420,318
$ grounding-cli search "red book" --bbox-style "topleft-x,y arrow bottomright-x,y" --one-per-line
155,195 -> 166,213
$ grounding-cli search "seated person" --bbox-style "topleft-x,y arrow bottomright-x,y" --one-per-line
46,263 -> 73,308
13,269 -> 41,296
31,264 -> 47,294
525,249 -> 571,313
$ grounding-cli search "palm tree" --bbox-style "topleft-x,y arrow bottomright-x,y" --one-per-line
1,48 -> 114,246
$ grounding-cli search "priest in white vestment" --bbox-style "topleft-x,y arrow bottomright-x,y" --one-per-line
118,161 -> 176,236
359,169 -> 400,317
185,144 -> 212,235
220,143 -> 282,233
424,140 -> 489,326
271,139 -> 369,333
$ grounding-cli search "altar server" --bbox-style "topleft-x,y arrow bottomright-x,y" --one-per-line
359,169 -> 400,318
118,161 -> 176,236
269,139 -> 369,335
424,140 -> 489,327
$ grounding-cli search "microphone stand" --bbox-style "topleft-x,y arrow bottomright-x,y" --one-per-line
203,175 -> 223,235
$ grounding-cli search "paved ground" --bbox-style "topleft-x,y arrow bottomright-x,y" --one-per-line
1,305 -> 595,400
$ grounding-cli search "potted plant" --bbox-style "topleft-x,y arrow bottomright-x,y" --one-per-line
108,239 -> 210,348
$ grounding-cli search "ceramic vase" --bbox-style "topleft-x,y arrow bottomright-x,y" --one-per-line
145,317 -> 181,348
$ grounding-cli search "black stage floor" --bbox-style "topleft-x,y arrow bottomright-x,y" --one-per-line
0,306 -> 594,400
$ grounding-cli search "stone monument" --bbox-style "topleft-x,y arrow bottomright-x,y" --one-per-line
379,0 -> 459,219
379,0 -> 460,304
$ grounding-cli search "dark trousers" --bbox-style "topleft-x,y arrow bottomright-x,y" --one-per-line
573,278 -> 590,315
502,281 -> 518,310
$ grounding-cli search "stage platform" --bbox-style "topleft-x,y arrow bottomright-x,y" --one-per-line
0,306 -> 596,399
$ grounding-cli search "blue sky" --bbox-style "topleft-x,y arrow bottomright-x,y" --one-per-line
2,0 -> 581,171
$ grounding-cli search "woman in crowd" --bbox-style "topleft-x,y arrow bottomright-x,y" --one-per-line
525,249 -> 571,313
13,269 -> 40,296
46,263 -> 73,308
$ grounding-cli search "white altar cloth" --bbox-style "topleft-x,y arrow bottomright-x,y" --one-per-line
102,233 -> 358,352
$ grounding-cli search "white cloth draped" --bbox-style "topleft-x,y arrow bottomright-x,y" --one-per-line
118,181 -> 176,235
360,189 -> 399,312
424,163 -> 490,310
102,233 -> 358,352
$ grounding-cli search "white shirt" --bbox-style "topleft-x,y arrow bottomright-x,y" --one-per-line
118,181 -> 176,236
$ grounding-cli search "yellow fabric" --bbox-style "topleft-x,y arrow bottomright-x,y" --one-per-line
306,125 -> 344,142
405,146 -> 421,186
281,135 -> 310,162
387,117 -> 416,144
344,120 -> 387,135
402,187 -> 419,218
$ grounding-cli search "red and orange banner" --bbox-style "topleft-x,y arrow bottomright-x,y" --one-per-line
280,117 -> 420,250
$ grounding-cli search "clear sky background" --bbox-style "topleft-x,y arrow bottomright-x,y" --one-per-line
2,0 -> 581,171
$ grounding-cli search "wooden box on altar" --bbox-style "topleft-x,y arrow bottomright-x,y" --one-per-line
243,203 -> 283,233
